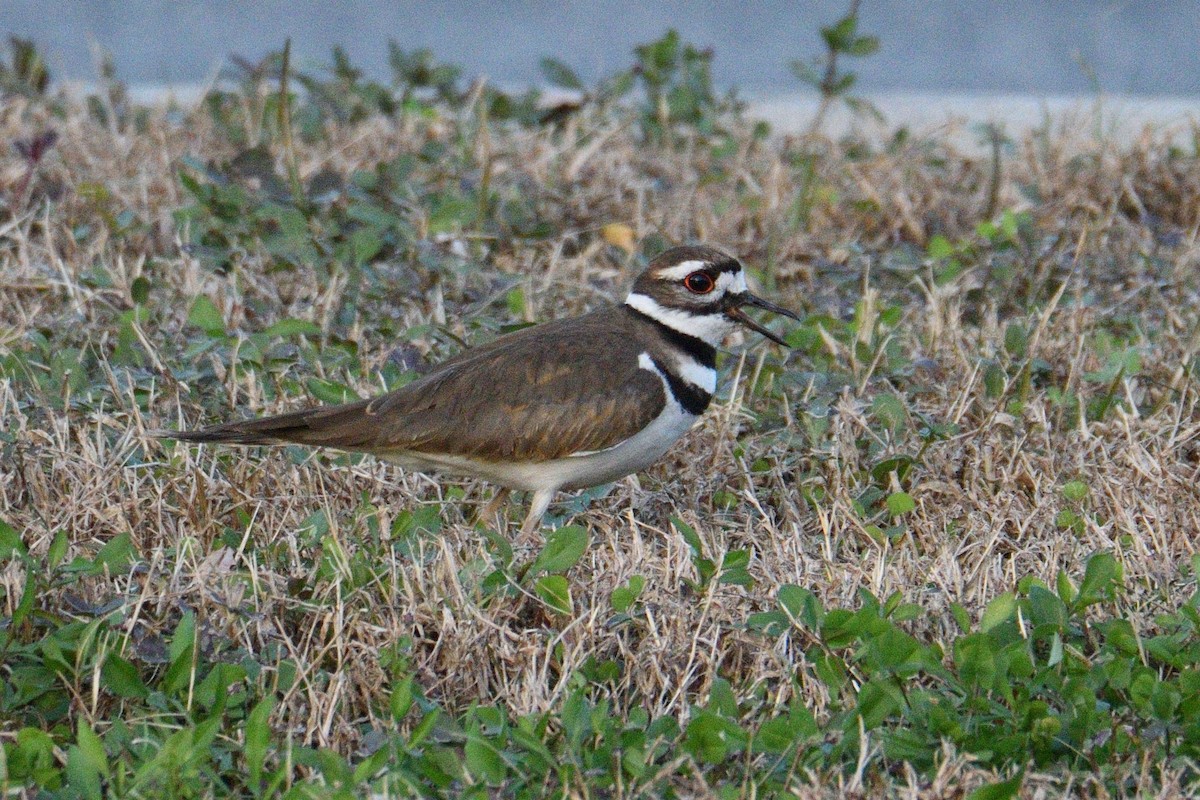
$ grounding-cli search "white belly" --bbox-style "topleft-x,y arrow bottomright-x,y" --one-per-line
379,402 -> 698,492
378,350 -> 708,493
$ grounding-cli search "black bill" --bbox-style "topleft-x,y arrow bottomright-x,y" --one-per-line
725,293 -> 801,346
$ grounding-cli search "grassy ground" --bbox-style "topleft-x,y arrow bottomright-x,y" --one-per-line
3,40 -> 1200,798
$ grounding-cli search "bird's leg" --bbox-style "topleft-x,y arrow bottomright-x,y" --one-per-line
472,487 -> 511,530
519,488 -> 556,543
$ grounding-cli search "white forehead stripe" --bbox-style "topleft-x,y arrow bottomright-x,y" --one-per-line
716,271 -> 747,294
625,293 -> 737,346
655,262 -> 747,296
654,260 -> 720,280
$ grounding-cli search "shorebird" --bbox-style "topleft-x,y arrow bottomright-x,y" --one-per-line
163,245 -> 799,536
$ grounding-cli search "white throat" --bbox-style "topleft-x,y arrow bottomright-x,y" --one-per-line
624,293 -> 737,347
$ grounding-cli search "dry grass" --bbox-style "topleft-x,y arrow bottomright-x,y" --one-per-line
3,86 -> 1200,796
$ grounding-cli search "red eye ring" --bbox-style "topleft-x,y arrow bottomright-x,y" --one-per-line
683,271 -> 715,294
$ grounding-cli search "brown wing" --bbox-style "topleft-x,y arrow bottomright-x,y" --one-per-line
169,308 -> 668,463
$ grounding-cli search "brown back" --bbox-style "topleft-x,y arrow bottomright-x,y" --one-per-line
179,306 -> 672,462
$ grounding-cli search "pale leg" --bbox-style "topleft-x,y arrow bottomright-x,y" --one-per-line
519,488 -> 556,541
473,487 -> 511,530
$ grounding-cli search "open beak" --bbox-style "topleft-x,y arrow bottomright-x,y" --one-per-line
725,293 -> 801,346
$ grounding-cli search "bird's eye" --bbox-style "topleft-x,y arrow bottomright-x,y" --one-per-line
683,271 -> 715,294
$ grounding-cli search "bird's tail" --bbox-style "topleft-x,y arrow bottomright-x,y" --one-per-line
156,398 -> 378,450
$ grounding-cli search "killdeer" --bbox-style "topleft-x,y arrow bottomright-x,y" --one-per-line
162,246 -> 799,536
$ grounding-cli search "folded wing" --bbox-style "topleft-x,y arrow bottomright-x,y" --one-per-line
169,310 -> 667,463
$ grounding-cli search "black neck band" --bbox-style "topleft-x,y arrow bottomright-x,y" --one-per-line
650,356 -> 713,415
625,306 -> 718,369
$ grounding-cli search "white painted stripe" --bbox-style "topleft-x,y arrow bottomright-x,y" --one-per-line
653,260 -> 715,280
624,293 -> 736,346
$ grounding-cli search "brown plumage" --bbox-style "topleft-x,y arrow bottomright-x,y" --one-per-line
173,306 -> 670,462
162,245 -> 799,537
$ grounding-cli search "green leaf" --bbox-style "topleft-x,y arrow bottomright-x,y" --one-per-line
1061,480 -> 1089,502
718,549 -> 754,587
708,678 -> 738,718
164,612 -> 197,695
82,532 -> 134,574
821,15 -> 858,50
967,772 -> 1023,800
1055,509 -> 1082,532
926,234 -> 955,260
871,393 -> 907,432
779,584 -> 823,629
130,275 -> 151,305
0,518 -> 27,559
306,377 -> 361,404
65,745 -> 102,800
983,363 -> 1006,398
1055,570 -> 1077,605
539,57 -> 583,90
75,719 -> 108,779
11,570 -> 35,628
980,592 -> 1016,632
350,227 -> 383,265
101,655 -> 148,699
745,610 -> 789,637
352,746 -> 391,785
504,286 -> 525,317
1077,552 -> 1120,606
407,709 -> 439,748
465,728 -> 507,784
1027,586 -> 1068,630
187,296 -> 226,337
10,728 -> 57,785
245,696 -> 275,789
47,529 -> 68,569
885,491 -> 916,516
1046,631 -> 1064,667
754,716 -> 798,754
390,678 -> 414,720
871,455 -> 914,484
1003,323 -> 1028,359
1000,209 -> 1022,241
1130,669 -> 1156,710
534,575 -> 572,615
100,532 -> 134,567
610,575 -> 645,613
866,626 -> 922,672
854,678 -> 903,729
1151,680 -> 1182,720
712,489 -> 739,510
672,517 -> 704,556
263,318 -> 322,338
949,601 -> 971,632
683,710 -> 746,764
828,72 -> 855,95
955,633 -> 998,689
530,525 -> 588,574
844,35 -> 880,57
1104,619 -> 1139,656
